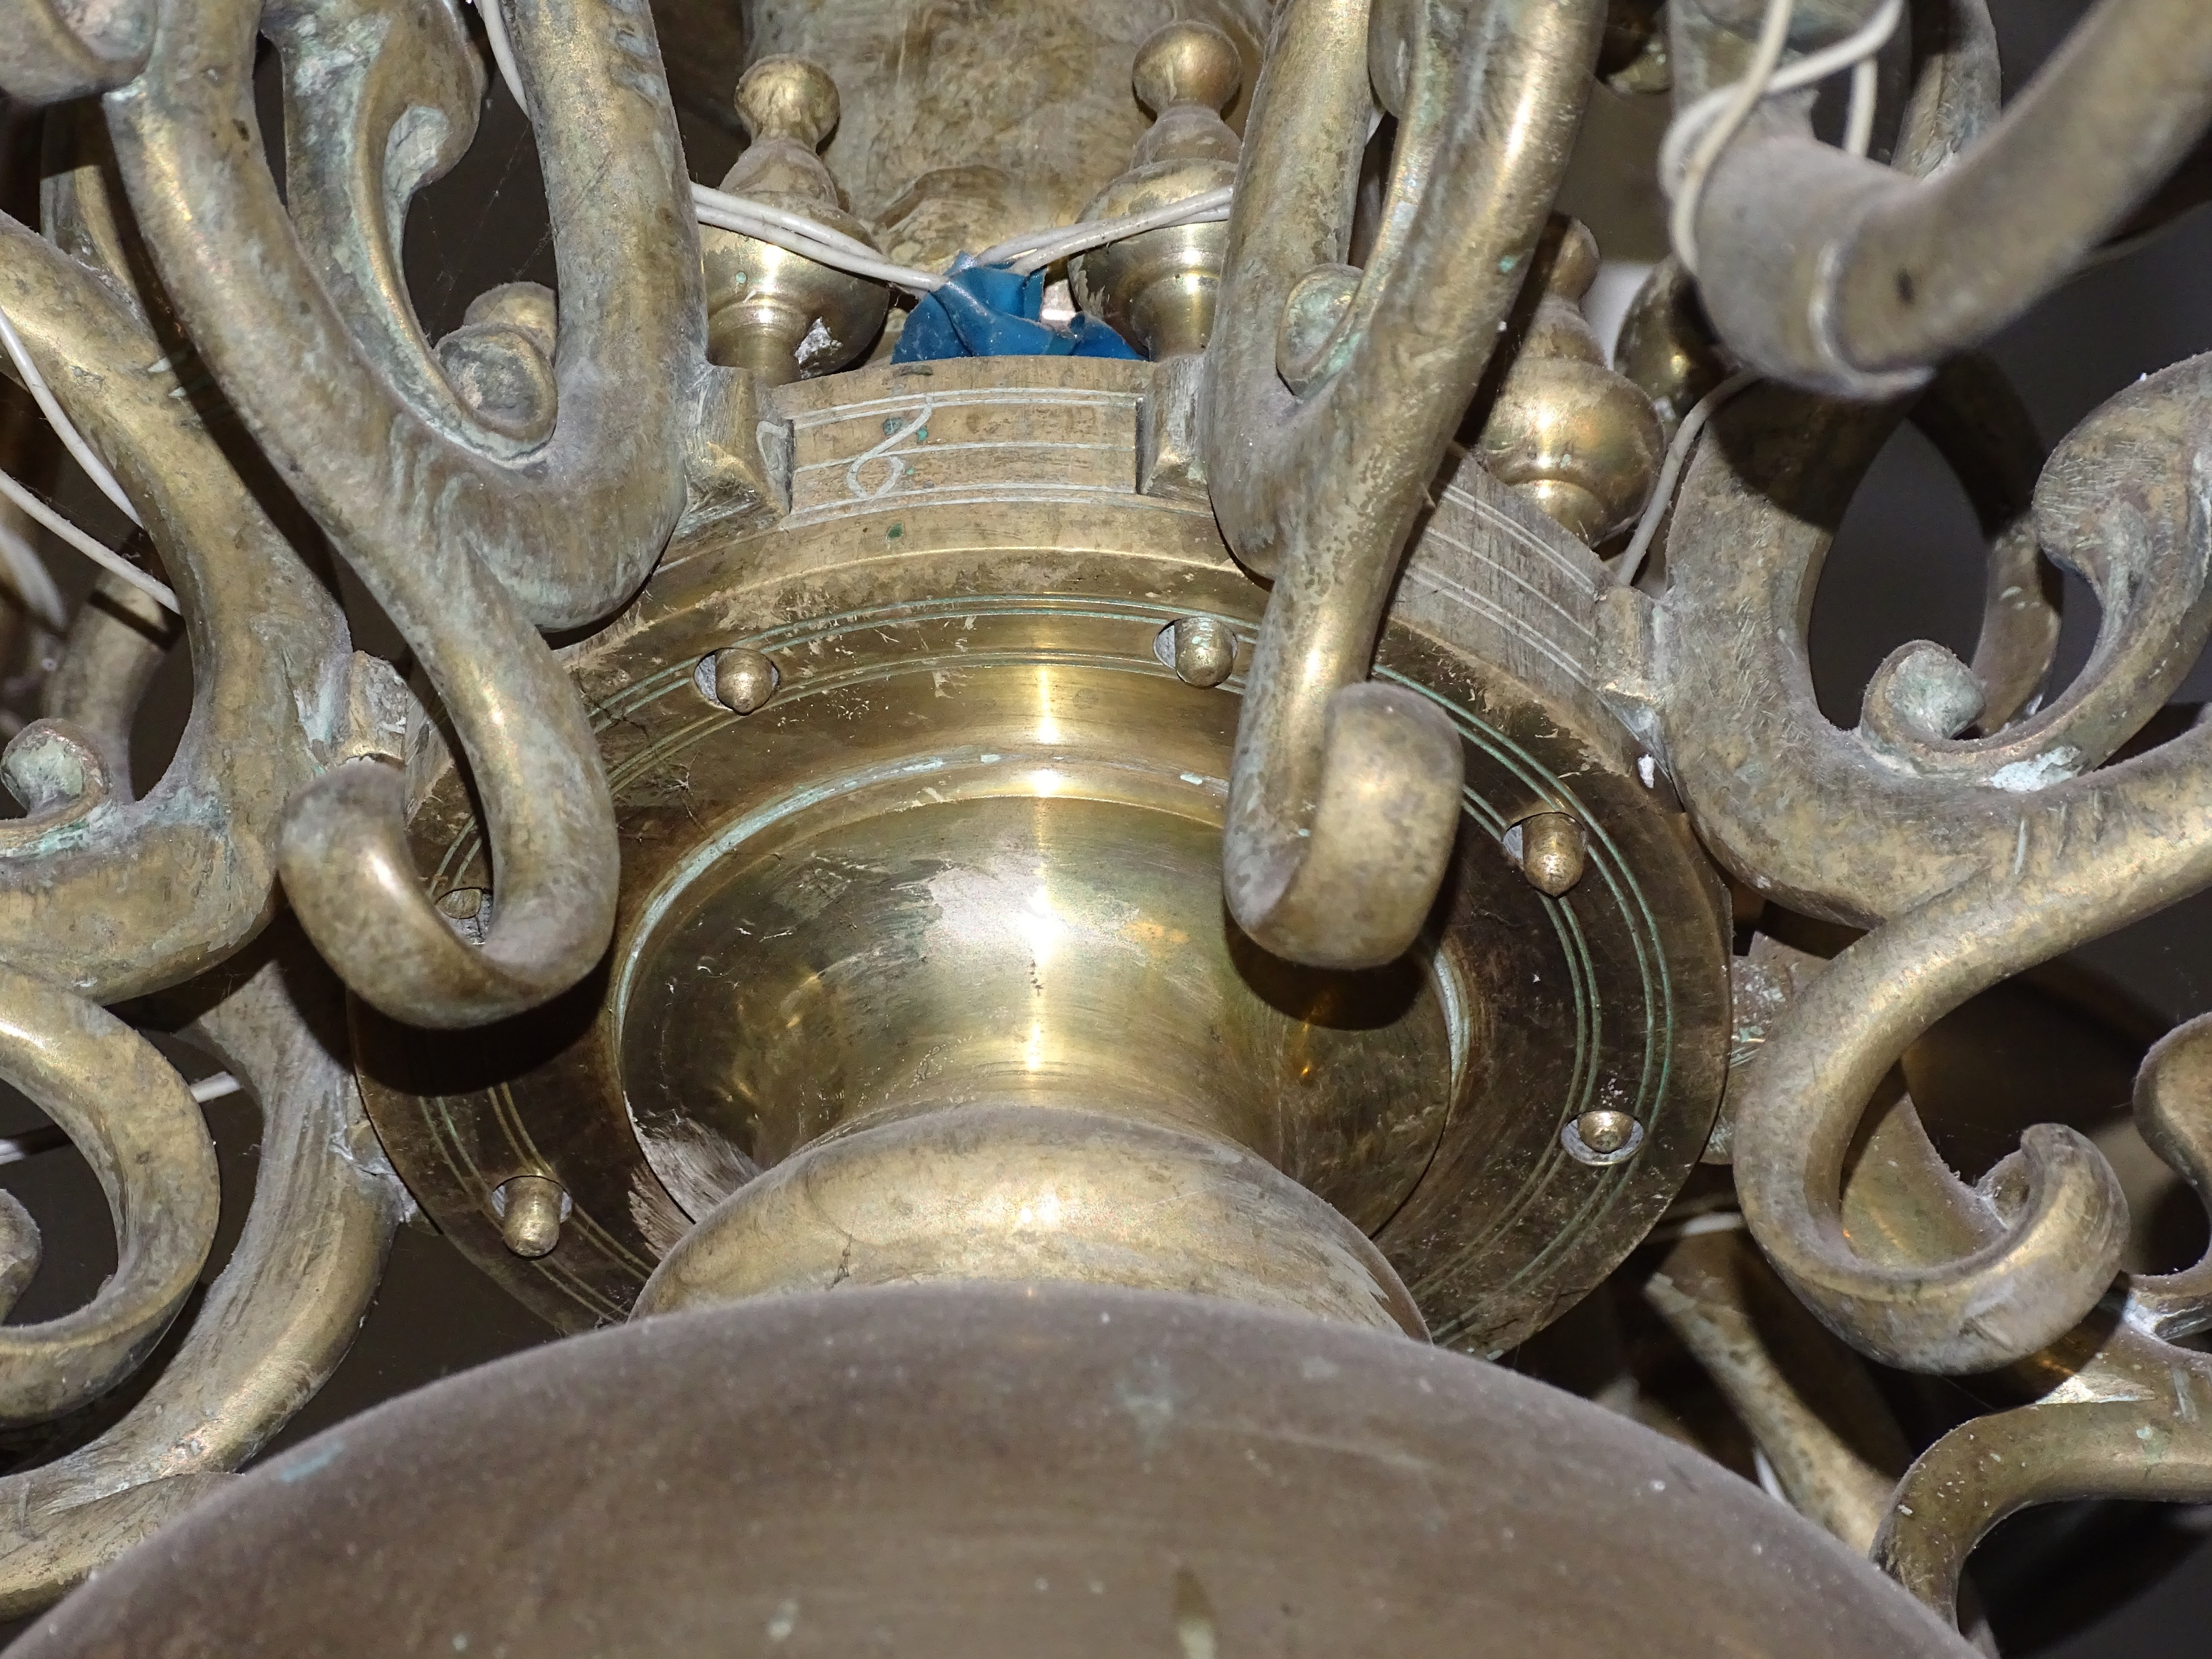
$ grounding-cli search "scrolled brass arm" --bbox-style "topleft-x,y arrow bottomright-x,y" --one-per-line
1686,0 -> 2212,398
0,965 -> 219,1425
104,0 -> 702,1025
1647,356 -> 2212,929
0,208 -> 351,1003
265,0 -> 516,452
1839,1028 -> 2212,1625
1638,225 -> 2212,1365
106,0 -> 702,630
0,934 -> 406,1614
1203,0 -> 1605,969
2118,1015 -> 2212,1342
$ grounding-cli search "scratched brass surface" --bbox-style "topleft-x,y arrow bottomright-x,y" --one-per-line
356,356 -> 1731,1353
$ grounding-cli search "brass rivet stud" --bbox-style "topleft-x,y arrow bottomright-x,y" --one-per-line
706,647 -> 779,714
495,1175 -> 568,1259
1169,616 -> 1236,688
1516,811 -> 1586,896
1564,1109 -> 1644,1167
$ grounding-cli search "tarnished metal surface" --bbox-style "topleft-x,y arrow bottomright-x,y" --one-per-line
6,0 -> 2212,1638
103,0 -> 701,1028
1690,0 -> 2212,396
0,0 -> 151,104
1202,0 -> 1604,971
0,200 -> 349,999
0,927 -> 405,1613
356,356 -> 1730,1355
11,1284 -> 1979,1658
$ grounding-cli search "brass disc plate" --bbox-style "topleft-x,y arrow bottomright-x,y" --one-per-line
356,358 -> 1730,1351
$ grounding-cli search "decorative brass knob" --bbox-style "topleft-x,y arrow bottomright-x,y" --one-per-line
1070,21 -> 1242,360
1474,218 -> 1664,547
435,282 -> 558,442
1614,257 -> 1730,445
699,57 -> 889,387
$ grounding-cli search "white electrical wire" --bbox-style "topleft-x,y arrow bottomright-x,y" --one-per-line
0,298 -> 178,617
464,4 -> 1228,302
0,466 -> 178,613
691,183 -> 880,262
0,304 -> 140,530
1612,368 -> 1760,590
979,186 -> 1237,276
693,188 -> 947,293
1843,53 -> 1881,157
467,0 -> 528,116
1663,0 -> 1906,274
693,184 -> 1235,293
190,1071 -> 242,1104
0,517 -> 70,634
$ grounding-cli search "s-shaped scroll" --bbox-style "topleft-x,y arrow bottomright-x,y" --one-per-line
1200,0 -> 1605,969
1642,350 -> 2212,1372
99,0 -> 705,1027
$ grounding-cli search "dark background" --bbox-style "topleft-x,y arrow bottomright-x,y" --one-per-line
4,0 -> 2212,1650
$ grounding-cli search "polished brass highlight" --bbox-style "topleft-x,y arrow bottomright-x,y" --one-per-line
1514,811 -> 1588,897
698,57 -> 888,386
703,644 -> 778,713
496,1175 -> 568,1259
4,0 -> 2212,1640
1166,613 -> 1237,688
1474,217 -> 1661,545
356,357 -> 1730,1358
1070,21 -> 1241,360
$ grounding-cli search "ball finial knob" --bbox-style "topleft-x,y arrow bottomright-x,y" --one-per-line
1132,19 -> 1240,116
735,55 -> 840,151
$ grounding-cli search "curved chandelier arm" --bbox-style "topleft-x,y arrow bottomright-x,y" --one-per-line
1651,355 -> 2212,929
280,706 -> 616,1028
1908,354 -> 2056,735
1831,1057 -> 2212,1623
0,936 -> 406,1616
38,575 -> 181,801
263,0 -> 521,454
1203,0 -> 1604,969
0,210 -> 351,1003
1701,367 -> 2212,1373
1686,0 -> 2212,398
1891,0 -> 2001,171
104,0 -> 695,1022
2119,1014 -> 2212,1341
1727,873 -> 2139,1373
0,0 -> 152,105
0,966 -> 219,1425
1875,1375 -> 2212,1625
1729,641 -> 2212,1375
103,0 -> 703,633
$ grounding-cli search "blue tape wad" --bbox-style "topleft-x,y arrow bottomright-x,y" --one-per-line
892,257 -> 1139,363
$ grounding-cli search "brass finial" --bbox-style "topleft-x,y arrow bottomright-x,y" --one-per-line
1070,21 -> 1242,359
700,56 -> 888,387
1474,218 -> 1665,547
1130,20 -> 1243,137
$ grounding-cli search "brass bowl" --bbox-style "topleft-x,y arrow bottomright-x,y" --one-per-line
14,1284 -> 1975,1658
357,357 -> 1730,1353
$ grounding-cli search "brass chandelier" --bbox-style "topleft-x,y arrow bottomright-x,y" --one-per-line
0,0 -> 2208,1651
